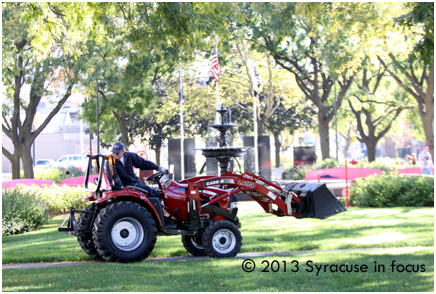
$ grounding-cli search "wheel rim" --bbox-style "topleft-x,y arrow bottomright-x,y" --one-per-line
212,229 -> 236,254
111,217 -> 144,251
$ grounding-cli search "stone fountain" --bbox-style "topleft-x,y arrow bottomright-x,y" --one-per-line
199,105 -> 251,175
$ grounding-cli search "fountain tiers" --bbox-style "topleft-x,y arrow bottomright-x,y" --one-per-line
198,106 -> 251,175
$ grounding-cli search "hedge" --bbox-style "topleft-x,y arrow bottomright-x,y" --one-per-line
21,166 -> 85,184
349,172 -> 434,207
286,157 -> 407,180
2,187 -> 51,236
2,184 -> 88,236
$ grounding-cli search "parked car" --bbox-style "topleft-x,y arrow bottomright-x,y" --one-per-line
35,159 -> 56,167
55,154 -> 88,171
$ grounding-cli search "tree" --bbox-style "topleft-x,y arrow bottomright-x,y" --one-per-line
265,102 -> 316,167
217,35 -> 302,136
378,2 -> 434,158
130,99 -> 179,166
230,38 -> 282,136
80,39 -> 167,149
2,3 -> 84,179
243,2 -> 401,160
128,71 -> 214,165
80,2 -> 239,152
348,60 -> 410,161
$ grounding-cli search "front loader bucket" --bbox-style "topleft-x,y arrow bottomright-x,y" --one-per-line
284,182 -> 346,219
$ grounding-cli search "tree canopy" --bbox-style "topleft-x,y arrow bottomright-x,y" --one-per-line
2,2 -> 433,179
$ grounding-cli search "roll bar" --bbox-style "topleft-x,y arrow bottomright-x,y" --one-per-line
84,154 -> 107,193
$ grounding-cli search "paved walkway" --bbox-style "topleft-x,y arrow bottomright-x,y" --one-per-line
3,246 -> 432,270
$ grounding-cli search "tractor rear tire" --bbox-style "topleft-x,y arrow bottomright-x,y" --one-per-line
77,202 -> 102,260
92,201 -> 157,263
182,233 -> 206,256
202,220 -> 242,258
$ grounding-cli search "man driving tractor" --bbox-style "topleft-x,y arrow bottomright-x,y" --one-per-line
106,141 -> 167,198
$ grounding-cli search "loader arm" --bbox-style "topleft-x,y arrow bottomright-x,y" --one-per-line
191,171 -> 346,219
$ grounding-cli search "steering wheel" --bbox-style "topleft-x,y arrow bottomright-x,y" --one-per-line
144,170 -> 169,188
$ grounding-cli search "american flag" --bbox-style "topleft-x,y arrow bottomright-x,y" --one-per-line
211,49 -> 220,83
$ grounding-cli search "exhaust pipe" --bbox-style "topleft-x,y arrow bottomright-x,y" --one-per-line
283,182 -> 347,219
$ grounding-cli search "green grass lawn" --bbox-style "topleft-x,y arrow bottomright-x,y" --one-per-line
2,206 -> 434,264
2,248 -> 433,291
2,206 -> 434,292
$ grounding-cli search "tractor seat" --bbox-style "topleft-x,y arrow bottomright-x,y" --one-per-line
125,185 -> 151,196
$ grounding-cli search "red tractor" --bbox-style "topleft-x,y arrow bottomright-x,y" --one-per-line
59,154 -> 346,262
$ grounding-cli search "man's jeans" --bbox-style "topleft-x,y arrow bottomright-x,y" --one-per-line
131,181 -> 162,198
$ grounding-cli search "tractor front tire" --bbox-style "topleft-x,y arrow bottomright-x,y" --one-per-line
92,201 -> 157,262
77,202 -> 102,260
202,220 -> 242,258
182,232 -> 206,256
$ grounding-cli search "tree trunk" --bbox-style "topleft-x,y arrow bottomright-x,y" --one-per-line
11,155 -> 20,179
273,132 -> 281,168
257,117 -> 265,136
3,35 -> 76,180
318,111 -> 330,160
349,100 -> 403,163
2,147 -> 21,179
21,147 -> 34,179
99,90 -> 130,149
420,65 -> 434,159
420,109 -> 434,159
272,49 -> 353,161
366,141 -> 377,162
119,113 -> 130,149
154,147 -> 161,166
154,143 -> 162,166
378,56 -> 434,159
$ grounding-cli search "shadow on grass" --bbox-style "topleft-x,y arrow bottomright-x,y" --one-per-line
2,207 -> 434,264
2,249 -> 434,292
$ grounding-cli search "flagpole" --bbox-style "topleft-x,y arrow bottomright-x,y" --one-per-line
215,42 -> 220,123
253,66 -> 259,173
179,61 -> 185,180
211,38 -> 221,122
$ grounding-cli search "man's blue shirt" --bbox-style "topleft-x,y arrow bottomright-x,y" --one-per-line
113,151 -> 159,186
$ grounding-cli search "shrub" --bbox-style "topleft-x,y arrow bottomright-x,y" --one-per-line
287,158 -> 340,180
18,184 -> 88,214
286,157 -> 410,180
318,158 -> 340,169
21,167 -> 85,184
349,172 -> 434,207
350,157 -> 406,173
2,187 -> 52,236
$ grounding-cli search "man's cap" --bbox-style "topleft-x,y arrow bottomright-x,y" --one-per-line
111,142 -> 125,153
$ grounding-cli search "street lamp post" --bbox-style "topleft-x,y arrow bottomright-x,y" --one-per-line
96,85 -> 100,155
334,81 -> 338,160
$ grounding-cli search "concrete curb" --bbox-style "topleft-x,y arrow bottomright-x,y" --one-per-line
3,246 -> 433,270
